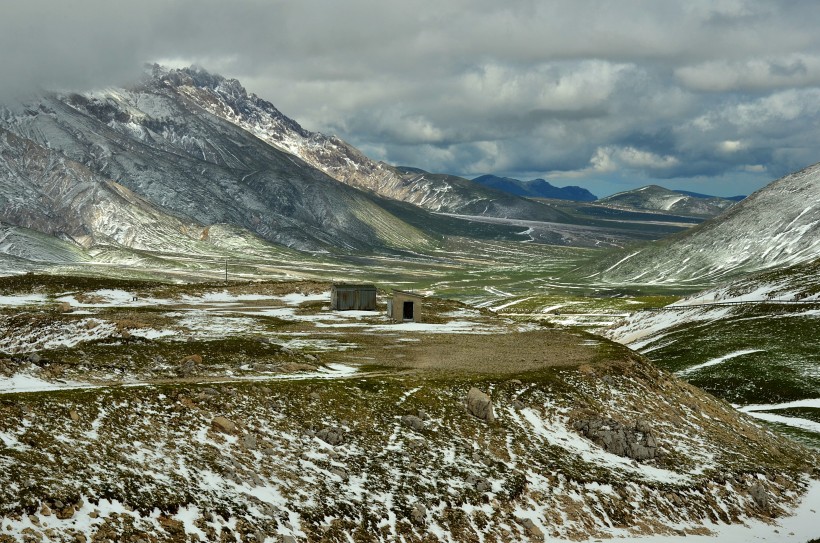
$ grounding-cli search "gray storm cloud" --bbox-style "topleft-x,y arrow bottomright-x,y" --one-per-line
3,0 -> 820,195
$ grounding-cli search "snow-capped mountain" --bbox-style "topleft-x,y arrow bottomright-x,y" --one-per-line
0,74 -> 439,254
146,66 -> 572,223
597,185 -> 737,217
0,65 -> 596,264
592,164 -> 820,285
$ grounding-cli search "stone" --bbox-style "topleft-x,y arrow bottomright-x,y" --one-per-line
401,415 -> 425,431
55,506 -> 75,520
518,517 -> 544,540
183,354 -> 203,364
635,420 -> 653,433
316,426 -> 345,446
281,536 -> 297,543
512,399 -> 525,410
467,474 -> 492,492
309,392 -> 321,401
410,503 -> 427,525
417,409 -> 430,420
212,416 -> 237,434
40,505 -> 51,516
750,481 -> 769,509
202,388 -> 220,396
330,467 -> 349,481
69,409 -> 80,422
243,434 -> 258,449
178,355 -> 201,377
465,388 -> 495,423
20,528 -> 42,541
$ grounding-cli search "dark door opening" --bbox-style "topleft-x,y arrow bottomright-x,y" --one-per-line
403,301 -> 414,320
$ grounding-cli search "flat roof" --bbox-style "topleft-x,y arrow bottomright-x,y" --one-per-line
332,283 -> 376,289
392,289 -> 424,299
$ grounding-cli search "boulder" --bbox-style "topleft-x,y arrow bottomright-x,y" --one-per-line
242,434 -> 258,450
212,416 -> 237,434
177,355 -> 201,377
749,481 -> 769,509
330,467 -> 349,481
410,503 -> 427,525
401,415 -> 425,431
467,474 -> 492,492
316,426 -> 345,446
465,387 -> 495,423
518,517 -> 545,540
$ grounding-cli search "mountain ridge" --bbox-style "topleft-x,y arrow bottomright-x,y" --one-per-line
472,174 -> 598,201
0,76 -> 443,255
592,162 -> 820,285
152,66 -> 575,223
596,184 -> 738,218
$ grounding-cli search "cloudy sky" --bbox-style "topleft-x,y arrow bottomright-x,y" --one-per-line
3,0 -> 820,196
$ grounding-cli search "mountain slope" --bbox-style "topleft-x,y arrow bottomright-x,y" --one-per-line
592,164 -> 820,285
0,80 -> 437,254
597,185 -> 737,217
154,66 -> 573,222
472,174 -> 597,201
0,127 -> 208,254
606,257 -> 820,446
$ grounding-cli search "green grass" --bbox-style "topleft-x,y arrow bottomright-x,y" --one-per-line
640,309 -> 820,406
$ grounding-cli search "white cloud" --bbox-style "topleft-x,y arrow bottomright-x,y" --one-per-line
591,146 -> 680,172
2,0 -> 820,196
718,140 -> 745,153
676,55 -> 820,92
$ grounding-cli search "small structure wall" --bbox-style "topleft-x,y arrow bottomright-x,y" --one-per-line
387,290 -> 424,322
331,284 -> 377,311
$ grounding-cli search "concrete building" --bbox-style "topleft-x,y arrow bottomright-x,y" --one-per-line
387,290 -> 424,322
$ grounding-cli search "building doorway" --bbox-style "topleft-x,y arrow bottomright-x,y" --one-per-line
403,301 -> 414,320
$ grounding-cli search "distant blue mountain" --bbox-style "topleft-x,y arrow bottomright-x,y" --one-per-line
472,175 -> 598,201
674,190 -> 746,202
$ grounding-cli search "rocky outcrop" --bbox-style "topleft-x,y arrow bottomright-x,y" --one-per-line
572,417 -> 658,461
